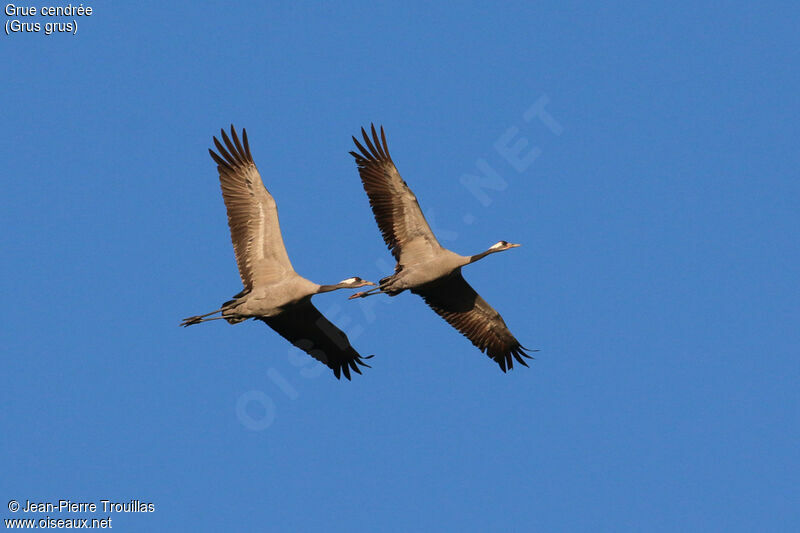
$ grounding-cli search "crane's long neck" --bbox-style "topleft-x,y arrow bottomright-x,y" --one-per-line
467,249 -> 498,264
316,283 -> 348,294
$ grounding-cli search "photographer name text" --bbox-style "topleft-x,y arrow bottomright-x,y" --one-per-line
15,499 -> 154,513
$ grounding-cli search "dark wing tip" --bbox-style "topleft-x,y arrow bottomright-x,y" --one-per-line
370,123 -> 387,159
208,147 -> 226,167
230,125 -> 249,163
497,356 -> 508,372
219,127 -> 242,165
211,133 -> 235,166
352,125 -> 391,164
492,343 -> 534,372
333,353 -> 374,381
242,128 -> 252,160
380,125 -> 391,159
210,125 -> 252,170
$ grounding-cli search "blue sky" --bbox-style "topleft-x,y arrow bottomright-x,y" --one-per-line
1,1 -> 798,531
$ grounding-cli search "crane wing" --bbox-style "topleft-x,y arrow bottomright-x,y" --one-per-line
259,300 -> 373,380
413,270 -> 532,372
350,124 -> 443,265
209,126 -> 295,289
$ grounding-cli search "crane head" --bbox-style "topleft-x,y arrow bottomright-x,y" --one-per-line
490,240 -> 521,251
339,277 -> 376,288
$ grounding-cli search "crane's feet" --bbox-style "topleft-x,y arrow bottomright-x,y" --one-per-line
180,316 -> 203,327
348,291 -> 368,300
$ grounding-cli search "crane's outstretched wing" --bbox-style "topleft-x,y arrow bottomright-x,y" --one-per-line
413,271 -> 532,372
209,126 -> 294,289
259,300 -> 373,380
350,124 -> 443,265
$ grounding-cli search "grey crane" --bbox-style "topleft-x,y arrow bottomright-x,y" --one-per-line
348,125 -> 533,372
181,126 -> 375,380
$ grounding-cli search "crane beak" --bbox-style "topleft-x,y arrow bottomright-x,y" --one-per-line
363,281 -> 377,286
508,243 -> 521,248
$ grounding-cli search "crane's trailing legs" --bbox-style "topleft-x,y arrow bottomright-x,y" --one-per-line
348,287 -> 383,299
180,302 -> 237,327
180,316 -> 230,326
